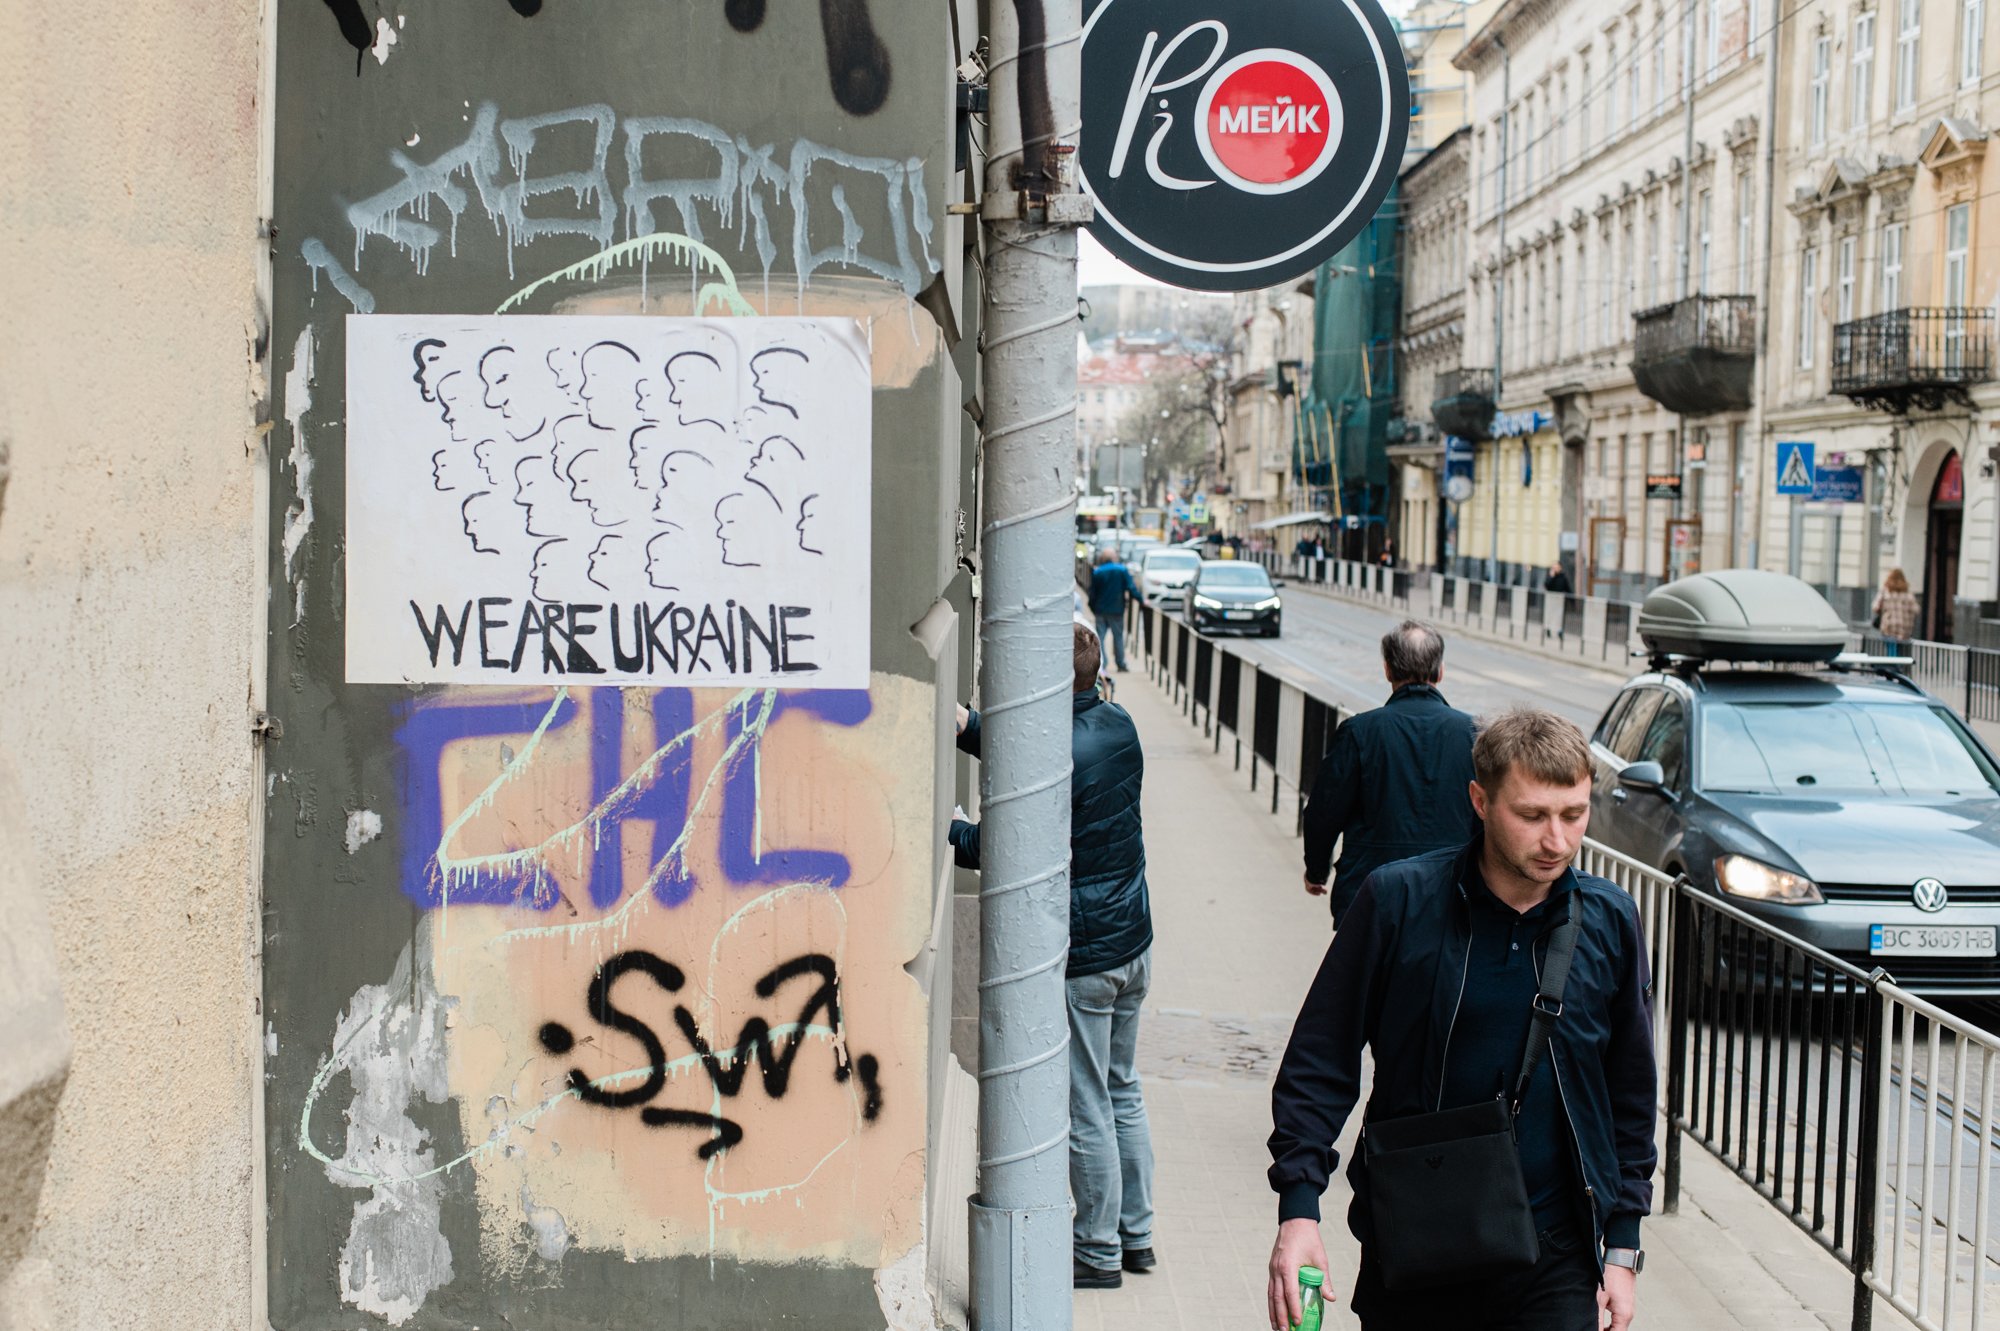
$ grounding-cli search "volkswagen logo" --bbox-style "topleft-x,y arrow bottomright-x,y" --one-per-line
1912,878 -> 1950,913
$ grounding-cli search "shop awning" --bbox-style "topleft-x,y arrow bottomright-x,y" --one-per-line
1249,511 -> 1333,531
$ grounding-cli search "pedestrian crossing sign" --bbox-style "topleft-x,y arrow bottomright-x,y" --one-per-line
1776,441 -> 1815,495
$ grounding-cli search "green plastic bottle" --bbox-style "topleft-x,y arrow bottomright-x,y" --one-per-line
1294,1265 -> 1324,1331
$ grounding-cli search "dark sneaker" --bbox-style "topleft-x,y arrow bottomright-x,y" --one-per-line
1073,1260 -> 1123,1290
1122,1247 -> 1157,1274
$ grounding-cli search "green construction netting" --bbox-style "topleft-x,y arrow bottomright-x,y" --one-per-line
1296,180 -> 1399,515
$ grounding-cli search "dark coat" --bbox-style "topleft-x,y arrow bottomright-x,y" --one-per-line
1088,561 -> 1138,618
1267,840 -> 1657,1254
948,691 -> 1152,977
1301,683 -> 1479,921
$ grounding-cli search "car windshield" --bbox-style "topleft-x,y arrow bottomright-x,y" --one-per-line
1145,552 -> 1200,572
1701,701 -> 2000,797
1199,565 -> 1272,589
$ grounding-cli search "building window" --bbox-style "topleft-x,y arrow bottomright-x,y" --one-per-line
1837,234 -> 1857,323
1697,189 -> 1713,291
1964,0 -> 1985,88
1810,34 -> 1830,147
1896,0 -> 1921,113
1621,215 -> 1635,325
1524,107 -> 1536,192
1653,8 -> 1669,112
1607,38 -> 1620,136
1557,80 -> 1569,174
1553,254 -> 1565,360
1705,0 -> 1723,77
1580,59 -> 1593,156
1646,207 -> 1661,306
1799,244 -> 1820,369
1850,14 -> 1875,129
1880,221 -> 1905,310
1735,168 -> 1754,288
1946,202 -> 1972,305
1628,29 -> 1642,127
1748,0 -> 1761,55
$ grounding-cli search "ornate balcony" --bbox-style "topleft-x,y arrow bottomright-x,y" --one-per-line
1429,366 -> 1496,441
1630,295 -> 1756,415
1832,308 -> 1994,413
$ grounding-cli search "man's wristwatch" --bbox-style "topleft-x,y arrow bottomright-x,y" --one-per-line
1604,1248 -> 1645,1275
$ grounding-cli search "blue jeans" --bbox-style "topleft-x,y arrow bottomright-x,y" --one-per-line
1095,614 -> 1128,670
1067,951 -> 1154,1269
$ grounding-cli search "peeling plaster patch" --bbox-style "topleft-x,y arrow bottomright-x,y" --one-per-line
345,809 -> 384,854
369,17 -> 398,63
520,1186 -> 572,1262
317,942 -> 456,1326
281,328 -> 316,620
873,1237 -> 935,1329
266,1022 -> 278,1058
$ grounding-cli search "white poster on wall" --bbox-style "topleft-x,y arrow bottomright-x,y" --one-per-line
344,315 -> 872,689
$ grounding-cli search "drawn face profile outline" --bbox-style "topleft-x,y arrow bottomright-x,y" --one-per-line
529,536 -> 575,603
644,524 -> 690,592
412,338 -> 448,403
714,490 -> 782,569
579,340 -> 645,434
665,351 -> 731,432
796,492 -> 824,556
435,370 -> 479,444
513,453 -> 570,540
654,448 -> 723,526
587,531 -> 648,593
564,447 -> 633,529
481,346 -> 559,441
749,346 -> 810,419
744,435 -> 809,512
460,490 -> 505,556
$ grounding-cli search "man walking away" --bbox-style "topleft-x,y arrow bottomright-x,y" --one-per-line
1266,709 -> 1656,1331
1543,562 -> 1573,595
949,622 -> 1156,1290
1301,621 -> 1478,925
1089,548 -> 1139,672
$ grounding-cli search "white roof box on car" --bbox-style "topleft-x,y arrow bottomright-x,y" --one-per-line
1636,570 -> 1851,663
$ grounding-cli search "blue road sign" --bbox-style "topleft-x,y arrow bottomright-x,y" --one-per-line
1812,466 -> 1865,503
1776,441 -> 1816,495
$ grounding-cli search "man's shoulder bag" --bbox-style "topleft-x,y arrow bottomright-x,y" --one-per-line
1362,892 -> 1581,1290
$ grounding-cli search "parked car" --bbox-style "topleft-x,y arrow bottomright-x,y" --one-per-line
1586,570 -> 2000,995
1138,548 -> 1202,606
1182,560 -> 1282,637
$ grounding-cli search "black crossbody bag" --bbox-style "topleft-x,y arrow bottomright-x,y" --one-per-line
1362,893 -> 1581,1290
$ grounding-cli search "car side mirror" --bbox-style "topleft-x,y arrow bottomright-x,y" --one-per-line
1617,760 -> 1667,794
1270,578 -> 1286,589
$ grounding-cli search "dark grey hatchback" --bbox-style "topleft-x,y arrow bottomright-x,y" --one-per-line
1589,658 -> 2000,996
1182,560 -> 1282,637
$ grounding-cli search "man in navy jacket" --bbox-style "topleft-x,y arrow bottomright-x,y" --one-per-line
1301,621 -> 1479,925
1267,709 -> 1655,1331
951,622 -> 1156,1290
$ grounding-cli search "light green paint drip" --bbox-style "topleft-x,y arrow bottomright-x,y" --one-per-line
495,233 -> 758,316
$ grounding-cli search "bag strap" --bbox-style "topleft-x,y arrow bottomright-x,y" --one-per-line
1510,891 -> 1581,1112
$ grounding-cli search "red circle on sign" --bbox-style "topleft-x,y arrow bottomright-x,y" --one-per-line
1204,59 -> 1333,186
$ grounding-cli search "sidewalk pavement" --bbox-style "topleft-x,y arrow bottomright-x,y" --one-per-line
1075,662 -> 1920,1330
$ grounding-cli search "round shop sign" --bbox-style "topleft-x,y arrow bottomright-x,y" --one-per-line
1080,0 -> 1409,291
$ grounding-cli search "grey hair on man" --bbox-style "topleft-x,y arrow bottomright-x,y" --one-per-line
1380,620 -> 1445,687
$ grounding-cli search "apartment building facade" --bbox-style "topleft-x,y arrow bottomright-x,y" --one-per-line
1450,0 -> 1769,595
1766,0 -> 2000,636
1219,282 -> 1317,535
1396,128 -> 1472,568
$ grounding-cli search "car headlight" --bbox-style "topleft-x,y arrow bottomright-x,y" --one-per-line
1192,594 -> 1223,610
1713,854 -> 1823,905
1248,596 -> 1281,610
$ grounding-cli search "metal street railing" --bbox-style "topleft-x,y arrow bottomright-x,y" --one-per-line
1124,595 -> 2000,1331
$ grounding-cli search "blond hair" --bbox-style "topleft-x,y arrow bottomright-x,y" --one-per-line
1884,567 -> 1910,594
1473,708 -> 1593,791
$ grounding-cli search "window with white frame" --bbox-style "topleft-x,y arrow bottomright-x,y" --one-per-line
1964,0 -> 1985,88
1705,0 -> 1722,76
1524,106 -> 1536,192
1646,207 -> 1661,305
1947,203 -> 1972,305
1537,256 -> 1549,362
1735,168 -> 1754,287
1558,80 -> 1569,173
1851,14 -> 1875,129
1880,221 -> 1905,310
1810,34 -> 1830,147
1621,214 -> 1635,325
1607,37 -> 1620,136
1698,189 -> 1713,290
1653,9 -> 1669,111
1599,222 -> 1614,344
1554,254 -> 1565,360
1836,234 -> 1856,323
1748,0 -> 1761,55
1628,26 -> 1642,126
1896,0 -> 1921,113
1580,58 -> 1593,156
1798,245 -> 1819,369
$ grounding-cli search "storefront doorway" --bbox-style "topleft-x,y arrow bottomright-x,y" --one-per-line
1925,449 -> 1963,642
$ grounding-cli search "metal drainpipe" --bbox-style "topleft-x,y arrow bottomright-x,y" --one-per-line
1749,0 -> 1781,570
1676,0 -> 1698,532
969,0 -> 1083,1325
1491,36 -> 1510,582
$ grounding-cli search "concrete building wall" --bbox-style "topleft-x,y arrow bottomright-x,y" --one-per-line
0,2 -> 267,1326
